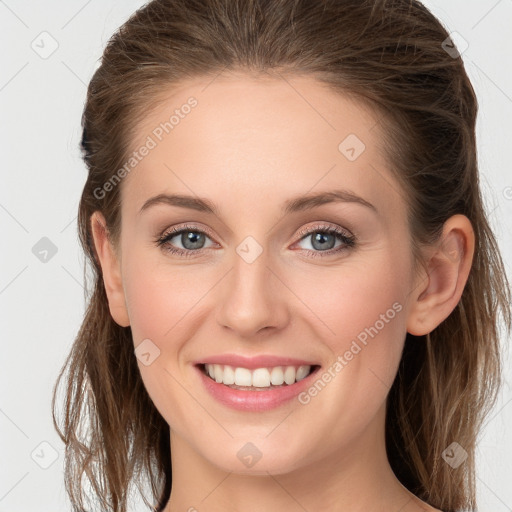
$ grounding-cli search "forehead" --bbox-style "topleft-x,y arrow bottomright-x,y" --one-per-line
120,73 -> 404,221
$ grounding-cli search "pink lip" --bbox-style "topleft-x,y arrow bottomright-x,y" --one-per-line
194,353 -> 318,370
194,363 -> 320,412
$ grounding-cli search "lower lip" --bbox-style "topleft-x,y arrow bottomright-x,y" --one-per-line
196,365 -> 320,412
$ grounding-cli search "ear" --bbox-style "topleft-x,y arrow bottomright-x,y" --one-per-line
406,214 -> 475,336
90,211 -> 130,327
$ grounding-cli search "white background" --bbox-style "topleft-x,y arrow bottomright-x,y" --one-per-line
1,1 -> 511,510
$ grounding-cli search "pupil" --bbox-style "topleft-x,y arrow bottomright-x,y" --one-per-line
183,231 -> 204,249
312,232 -> 334,250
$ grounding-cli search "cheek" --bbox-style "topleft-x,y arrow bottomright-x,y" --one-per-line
287,252 -> 409,405
290,257 -> 407,346
279,257 -> 408,454
122,251 -> 210,343
121,253 -> 214,428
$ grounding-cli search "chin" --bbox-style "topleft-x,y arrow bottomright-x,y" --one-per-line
196,436 -> 314,476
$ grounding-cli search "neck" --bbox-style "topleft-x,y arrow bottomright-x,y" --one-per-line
162,403 -> 429,512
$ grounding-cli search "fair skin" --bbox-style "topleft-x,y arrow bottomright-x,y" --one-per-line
91,73 -> 474,512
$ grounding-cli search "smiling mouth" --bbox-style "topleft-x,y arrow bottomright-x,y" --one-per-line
199,363 -> 320,390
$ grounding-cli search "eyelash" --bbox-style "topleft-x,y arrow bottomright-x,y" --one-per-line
155,223 -> 356,259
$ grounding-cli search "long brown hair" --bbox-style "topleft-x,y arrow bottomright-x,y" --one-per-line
52,1 -> 511,510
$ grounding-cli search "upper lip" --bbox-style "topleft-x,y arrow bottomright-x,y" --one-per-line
195,353 -> 320,370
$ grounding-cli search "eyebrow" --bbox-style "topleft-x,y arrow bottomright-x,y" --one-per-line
138,189 -> 377,216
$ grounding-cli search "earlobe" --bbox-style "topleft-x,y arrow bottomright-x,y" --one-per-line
90,211 -> 130,327
406,214 -> 475,336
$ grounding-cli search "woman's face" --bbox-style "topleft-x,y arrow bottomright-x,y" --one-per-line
108,74 -> 422,475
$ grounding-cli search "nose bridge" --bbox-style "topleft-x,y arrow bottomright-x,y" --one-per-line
215,236 -> 287,336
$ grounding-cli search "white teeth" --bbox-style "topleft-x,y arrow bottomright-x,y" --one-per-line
270,366 -> 284,385
234,367 -> 252,386
223,365 -> 235,385
284,366 -> 296,385
204,363 -> 312,387
295,365 -> 310,381
252,368 -> 271,387
214,364 -> 223,383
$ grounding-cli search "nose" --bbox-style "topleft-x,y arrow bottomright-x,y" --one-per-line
215,247 -> 290,338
